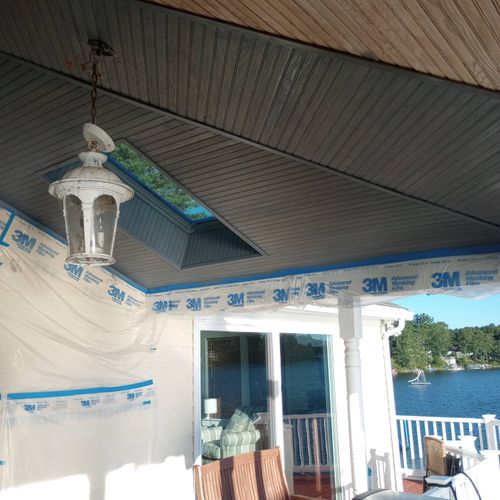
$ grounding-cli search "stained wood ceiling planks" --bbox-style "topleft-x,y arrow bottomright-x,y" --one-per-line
150,0 -> 500,91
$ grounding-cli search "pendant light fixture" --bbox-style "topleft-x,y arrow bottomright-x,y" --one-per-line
49,40 -> 133,266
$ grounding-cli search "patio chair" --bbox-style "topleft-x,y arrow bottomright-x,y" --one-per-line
424,436 -> 463,495
193,448 -> 316,500
424,436 -> 447,477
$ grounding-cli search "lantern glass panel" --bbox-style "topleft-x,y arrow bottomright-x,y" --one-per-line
91,195 -> 117,255
64,194 -> 85,254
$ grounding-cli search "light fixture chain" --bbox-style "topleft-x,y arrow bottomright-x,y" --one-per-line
90,60 -> 99,125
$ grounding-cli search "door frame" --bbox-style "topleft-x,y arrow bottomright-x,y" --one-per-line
194,310 -> 342,496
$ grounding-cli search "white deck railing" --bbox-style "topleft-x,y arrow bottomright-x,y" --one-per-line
283,413 -> 500,475
283,413 -> 333,473
396,414 -> 500,474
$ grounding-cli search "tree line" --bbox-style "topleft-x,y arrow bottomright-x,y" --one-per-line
390,313 -> 500,370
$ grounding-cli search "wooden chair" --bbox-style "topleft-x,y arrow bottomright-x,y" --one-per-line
193,448 -> 317,500
424,436 -> 447,477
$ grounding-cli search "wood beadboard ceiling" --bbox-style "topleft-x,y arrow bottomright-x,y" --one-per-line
151,0 -> 500,91
2,0 -> 500,288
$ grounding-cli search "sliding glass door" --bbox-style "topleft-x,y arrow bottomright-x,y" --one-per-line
200,331 -> 271,462
199,326 -> 337,499
281,334 -> 335,499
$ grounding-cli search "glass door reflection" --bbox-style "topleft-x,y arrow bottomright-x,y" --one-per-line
200,331 -> 270,463
281,334 -> 336,499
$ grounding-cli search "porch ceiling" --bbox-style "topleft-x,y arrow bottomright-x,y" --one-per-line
151,0 -> 500,92
1,0 -> 500,290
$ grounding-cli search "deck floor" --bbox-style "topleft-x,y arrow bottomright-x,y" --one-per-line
293,473 -> 335,499
292,474 -> 424,498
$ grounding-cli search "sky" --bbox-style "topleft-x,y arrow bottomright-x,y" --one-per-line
392,294 -> 500,329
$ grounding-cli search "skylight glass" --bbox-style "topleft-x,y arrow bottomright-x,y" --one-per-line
108,143 -> 214,223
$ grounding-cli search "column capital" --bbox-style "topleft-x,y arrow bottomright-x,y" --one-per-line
338,297 -> 363,341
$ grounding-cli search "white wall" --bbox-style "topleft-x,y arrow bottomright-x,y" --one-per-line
101,316 -> 197,500
0,317 -> 196,500
360,319 -> 398,491
148,317 -> 195,499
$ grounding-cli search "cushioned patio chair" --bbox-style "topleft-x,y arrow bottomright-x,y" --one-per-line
194,448 -> 316,500
201,408 -> 261,461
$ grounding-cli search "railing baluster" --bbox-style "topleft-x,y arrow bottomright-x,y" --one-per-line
459,422 -> 465,438
305,418 -> 312,465
398,418 -> 409,470
495,421 -> 500,449
450,420 -> 456,440
478,423 -> 485,450
416,420 -> 423,469
324,416 -> 331,465
297,419 -> 305,467
408,420 -> 416,466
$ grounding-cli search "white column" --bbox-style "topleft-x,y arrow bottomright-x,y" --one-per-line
382,320 -> 405,492
339,297 -> 368,495
267,331 -> 292,489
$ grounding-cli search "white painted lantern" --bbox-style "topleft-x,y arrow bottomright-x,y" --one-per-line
49,123 -> 133,266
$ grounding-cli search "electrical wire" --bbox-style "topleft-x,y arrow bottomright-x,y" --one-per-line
457,471 -> 482,500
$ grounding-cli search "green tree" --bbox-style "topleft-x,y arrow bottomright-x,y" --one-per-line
110,143 -> 211,220
391,314 -> 452,369
455,327 -> 495,363
391,317 -> 428,369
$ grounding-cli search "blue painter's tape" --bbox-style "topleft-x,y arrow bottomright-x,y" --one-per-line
7,379 -> 153,400
101,266 -> 148,294
3,197 -> 500,297
0,199 -> 66,245
148,244 -> 500,294
0,211 -> 15,247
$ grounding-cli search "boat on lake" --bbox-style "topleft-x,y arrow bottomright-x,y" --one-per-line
408,369 -> 431,385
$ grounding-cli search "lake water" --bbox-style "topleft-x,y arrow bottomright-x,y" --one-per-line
393,368 -> 500,418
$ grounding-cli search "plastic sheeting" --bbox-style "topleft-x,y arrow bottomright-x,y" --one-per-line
0,207 -> 153,393
0,206 -> 163,497
146,251 -> 500,315
1,201 -> 500,498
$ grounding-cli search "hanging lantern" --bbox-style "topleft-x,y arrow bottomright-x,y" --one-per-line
49,40 -> 133,266
49,124 -> 133,265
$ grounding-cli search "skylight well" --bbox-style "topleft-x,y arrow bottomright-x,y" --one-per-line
108,143 -> 214,223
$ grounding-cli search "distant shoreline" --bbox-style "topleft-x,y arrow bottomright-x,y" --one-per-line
393,365 -> 500,374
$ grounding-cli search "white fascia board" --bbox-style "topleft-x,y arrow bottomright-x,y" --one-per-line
199,303 -> 413,334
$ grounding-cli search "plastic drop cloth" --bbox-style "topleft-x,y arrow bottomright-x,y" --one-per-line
0,207 -> 166,498
1,200 -> 500,498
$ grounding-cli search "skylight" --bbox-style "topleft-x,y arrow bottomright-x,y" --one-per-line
108,143 -> 214,223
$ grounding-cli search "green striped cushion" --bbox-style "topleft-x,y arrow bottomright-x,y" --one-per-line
203,441 -> 221,460
225,409 -> 252,432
